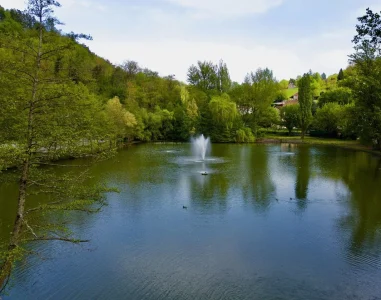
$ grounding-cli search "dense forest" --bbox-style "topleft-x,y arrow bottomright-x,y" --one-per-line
0,0 -> 381,291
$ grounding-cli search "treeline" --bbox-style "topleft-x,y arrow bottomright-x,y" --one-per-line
1,4 -> 381,151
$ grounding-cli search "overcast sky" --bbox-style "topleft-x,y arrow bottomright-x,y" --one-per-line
1,0 -> 381,82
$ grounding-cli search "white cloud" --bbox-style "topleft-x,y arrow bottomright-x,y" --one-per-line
0,0 -> 26,10
165,0 -> 284,18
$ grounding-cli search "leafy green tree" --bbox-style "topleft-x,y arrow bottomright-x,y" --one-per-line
298,73 -> 313,139
216,60 -> 232,93
235,127 -> 255,143
258,107 -> 280,128
313,103 -> 344,137
280,104 -> 300,135
313,103 -> 356,138
187,61 -> 218,92
105,97 -> 137,144
318,87 -> 353,108
279,79 -> 289,90
239,68 -> 279,134
0,0 -> 113,288
350,8 -> 381,149
209,94 -> 237,127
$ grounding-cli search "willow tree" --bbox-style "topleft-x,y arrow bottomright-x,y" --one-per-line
298,73 -> 313,140
0,0 -> 112,290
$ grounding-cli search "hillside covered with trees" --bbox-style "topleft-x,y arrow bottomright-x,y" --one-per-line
1,4 -> 380,150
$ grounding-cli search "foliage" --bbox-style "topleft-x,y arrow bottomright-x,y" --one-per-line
350,8 -> 381,149
298,73 -> 313,139
318,87 -> 353,108
280,104 -> 300,135
187,60 -> 231,93
337,68 -> 344,81
236,127 -> 255,143
239,68 -> 279,133
313,103 -> 345,137
208,94 -> 237,127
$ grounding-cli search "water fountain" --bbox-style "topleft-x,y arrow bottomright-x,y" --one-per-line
191,134 -> 211,175
191,134 -> 210,161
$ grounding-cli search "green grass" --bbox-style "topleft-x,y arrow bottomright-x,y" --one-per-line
283,88 -> 298,99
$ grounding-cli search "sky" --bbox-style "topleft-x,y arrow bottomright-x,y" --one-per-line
1,0 -> 381,82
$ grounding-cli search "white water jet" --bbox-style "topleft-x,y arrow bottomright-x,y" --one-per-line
191,134 -> 210,161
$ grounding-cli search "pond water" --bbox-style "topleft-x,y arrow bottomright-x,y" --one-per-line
1,143 -> 381,299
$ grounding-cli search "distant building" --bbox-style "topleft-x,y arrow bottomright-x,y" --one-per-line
272,97 -> 299,110
290,93 -> 298,101
288,83 -> 296,89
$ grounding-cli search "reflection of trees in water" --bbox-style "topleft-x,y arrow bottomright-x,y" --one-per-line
187,171 -> 230,212
313,149 -> 381,257
340,155 -> 381,255
295,146 -> 310,210
240,145 -> 275,212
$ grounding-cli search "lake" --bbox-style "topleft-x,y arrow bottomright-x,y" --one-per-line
1,143 -> 381,299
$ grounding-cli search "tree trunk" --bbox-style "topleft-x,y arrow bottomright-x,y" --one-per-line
10,160 -> 29,247
301,128 -> 305,140
0,159 -> 29,290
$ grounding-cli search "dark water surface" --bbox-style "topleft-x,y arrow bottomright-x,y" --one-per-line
1,143 -> 381,299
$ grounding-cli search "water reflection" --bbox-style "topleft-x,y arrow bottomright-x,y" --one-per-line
1,144 -> 381,299
241,145 -> 275,212
295,146 -> 310,210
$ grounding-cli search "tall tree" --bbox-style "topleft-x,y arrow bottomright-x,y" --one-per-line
281,104 -> 300,135
0,0 -> 112,289
239,68 -> 279,134
187,61 -> 218,92
337,68 -> 345,81
298,73 -> 313,139
216,60 -> 232,93
350,8 -> 381,149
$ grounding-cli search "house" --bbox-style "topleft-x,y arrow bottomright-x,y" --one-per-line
272,98 -> 299,110
288,82 -> 296,89
290,93 -> 298,101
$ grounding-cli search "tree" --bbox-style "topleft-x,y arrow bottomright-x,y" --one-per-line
313,103 -> 344,137
289,78 -> 296,86
0,1 -> 113,289
279,79 -> 289,90
105,97 -> 137,144
350,8 -> 381,149
209,94 -> 237,124
337,68 -> 344,81
298,73 -> 313,139
321,73 -> 327,80
187,61 -> 218,92
239,68 -> 279,134
280,104 -> 300,135
318,87 -> 353,108
121,60 -> 140,79
216,60 -> 232,93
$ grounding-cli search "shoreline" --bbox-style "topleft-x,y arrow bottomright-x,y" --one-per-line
257,136 -> 381,156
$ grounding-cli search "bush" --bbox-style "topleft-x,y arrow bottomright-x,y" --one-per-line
236,127 -> 255,143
